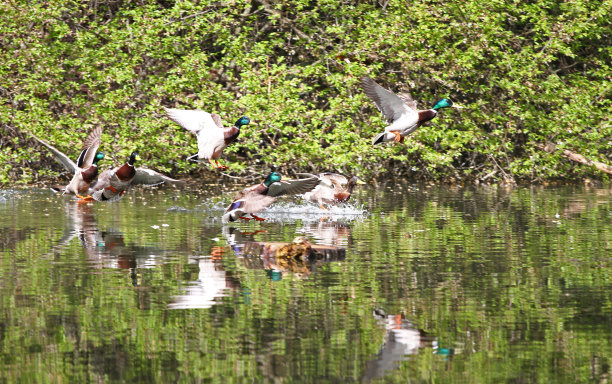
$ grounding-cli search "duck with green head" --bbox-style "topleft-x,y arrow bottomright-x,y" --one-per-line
29,126 -> 105,198
361,76 -> 454,145
223,172 -> 320,222
164,107 -> 250,169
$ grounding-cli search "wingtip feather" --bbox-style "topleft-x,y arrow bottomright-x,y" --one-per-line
372,132 -> 387,145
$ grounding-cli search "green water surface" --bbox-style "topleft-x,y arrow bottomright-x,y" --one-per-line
0,184 -> 610,383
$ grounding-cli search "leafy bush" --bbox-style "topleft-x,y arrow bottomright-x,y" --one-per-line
1,0 -> 610,185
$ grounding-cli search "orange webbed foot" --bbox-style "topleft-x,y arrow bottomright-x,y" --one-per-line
207,159 -> 226,170
391,131 -> 403,143
250,214 -> 266,222
76,194 -> 94,203
213,160 -> 229,170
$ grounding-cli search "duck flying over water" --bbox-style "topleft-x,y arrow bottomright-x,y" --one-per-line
29,127 -> 105,198
299,173 -> 363,209
91,151 -> 185,202
164,106 -> 250,170
360,76 -> 453,145
223,172 -> 320,223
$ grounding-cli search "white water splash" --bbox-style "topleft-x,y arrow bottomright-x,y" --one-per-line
197,196 -> 368,223
252,201 -> 368,223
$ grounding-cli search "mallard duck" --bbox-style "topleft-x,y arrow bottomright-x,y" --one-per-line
91,151 -> 185,202
223,172 -> 319,222
299,173 -> 363,208
164,107 -> 250,169
361,76 -> 453,145
30,127 -> 105,197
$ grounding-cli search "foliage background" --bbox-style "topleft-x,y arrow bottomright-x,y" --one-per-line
0,0 -> 610,185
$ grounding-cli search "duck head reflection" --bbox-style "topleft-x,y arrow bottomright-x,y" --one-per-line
362,310 -> 446,382
298,219 -> 352,246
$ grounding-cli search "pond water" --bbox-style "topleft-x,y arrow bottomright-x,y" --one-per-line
0,183 -> 610,383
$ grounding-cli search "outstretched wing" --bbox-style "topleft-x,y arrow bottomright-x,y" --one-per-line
211,113 -> 224,129
164,107 -> 222,133
267,175 -> 320,197
131,168 -> 185,186
319,173 -> 348,186
361,76 -> 417,124
397,93 -> 418,111
29,132 -> 77,173
164,107 -> 226,159
295,172 -> 348,188
76,126 -> 102,168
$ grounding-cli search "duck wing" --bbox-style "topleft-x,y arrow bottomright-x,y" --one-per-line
29,132 -> 77,173
223,193 -> 277,222
131,168 -> 186,186
397,93 -> 418,111
75,126 -> 102,168
164,107 -> 225,159
361,76 -> 417,124
164,107 -> 222,133
210,113 -> 224,129
296,173 -> 348,188
319,173 -> 349,186
266,175 -> 320,197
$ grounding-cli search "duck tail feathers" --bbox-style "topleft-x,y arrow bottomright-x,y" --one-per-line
223,201 -> 246,223
222,209 -> 245,223
372,132 -> 391,145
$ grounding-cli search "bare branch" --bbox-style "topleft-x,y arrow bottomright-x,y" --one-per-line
537,143 -> 612,175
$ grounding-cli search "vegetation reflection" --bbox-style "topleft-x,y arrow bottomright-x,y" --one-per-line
0,186 -> 610,382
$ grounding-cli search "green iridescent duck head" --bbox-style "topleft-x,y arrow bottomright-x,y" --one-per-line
263,172 -> 282,187
235,116 -> 251,127
93,152 -> 105,164
432,98 -> 453,110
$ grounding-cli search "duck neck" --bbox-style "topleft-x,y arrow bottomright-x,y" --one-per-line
346,177 -> 358,193
127,153 -> 138,167
234,118 -> 246,129
263,179 -> 273,188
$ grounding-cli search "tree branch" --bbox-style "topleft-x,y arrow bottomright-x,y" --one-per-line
537,142 -> 612,175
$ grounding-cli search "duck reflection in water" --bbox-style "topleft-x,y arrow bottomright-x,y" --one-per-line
54,202 -> 172,285
222,226 -> 267,258
168,250 -> 240,310
297,218 -> 352,247
225,228 -> 346,280
362,310 -> 445,382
